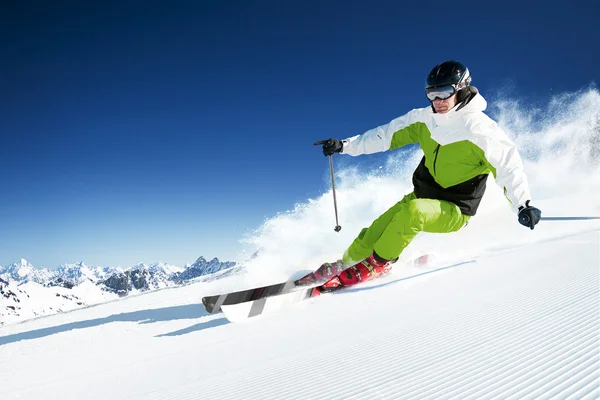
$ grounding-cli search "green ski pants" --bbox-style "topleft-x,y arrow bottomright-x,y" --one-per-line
342,192 -> 470,265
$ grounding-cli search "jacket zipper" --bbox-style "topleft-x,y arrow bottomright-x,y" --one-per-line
433,144 -> 440,176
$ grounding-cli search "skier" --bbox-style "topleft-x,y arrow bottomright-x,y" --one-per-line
297,60 -> 542,291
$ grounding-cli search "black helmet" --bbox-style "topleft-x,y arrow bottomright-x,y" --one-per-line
426,60 -> 471,89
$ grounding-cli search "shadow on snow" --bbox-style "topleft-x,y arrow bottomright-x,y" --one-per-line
0,303 -> 228,346
156,318 -> 229,337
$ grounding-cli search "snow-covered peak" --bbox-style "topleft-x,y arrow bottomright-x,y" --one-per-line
189,256 -> 227,269
129,262 -> 183,276
174,256 -> 236,281
0,259 -> 53,284
54,262 -> 117,284
6,258 -> 35,274
191,256 -> 208,266
146,262 -> 184,275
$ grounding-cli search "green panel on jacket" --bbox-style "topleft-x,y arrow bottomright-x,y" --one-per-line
389,122 -> 497,188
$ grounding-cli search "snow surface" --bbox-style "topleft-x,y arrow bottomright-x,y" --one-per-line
0,89 -> 599,398
0,227 -> 597,399
1,279 -> 119,322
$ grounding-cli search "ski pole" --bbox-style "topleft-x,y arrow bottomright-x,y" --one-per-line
328,155 -> 342,232
541,216 -> 600,221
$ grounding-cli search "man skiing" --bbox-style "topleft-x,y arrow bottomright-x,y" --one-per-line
297,60 -> 542,291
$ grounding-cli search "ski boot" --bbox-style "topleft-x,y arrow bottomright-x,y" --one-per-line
319,253 -> 393,292
295,260 -> 346,286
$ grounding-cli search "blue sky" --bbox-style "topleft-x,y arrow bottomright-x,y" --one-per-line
1,1 -> 597,268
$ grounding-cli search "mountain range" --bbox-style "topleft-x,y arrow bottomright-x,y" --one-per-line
0,257 -> 241,324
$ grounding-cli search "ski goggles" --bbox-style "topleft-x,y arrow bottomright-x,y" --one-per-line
425,84 -> 459,101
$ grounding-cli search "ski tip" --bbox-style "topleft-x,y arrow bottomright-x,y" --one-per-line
202,297 -> 216,313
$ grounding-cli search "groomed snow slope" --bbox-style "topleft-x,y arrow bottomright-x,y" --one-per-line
0,228 -> 598,400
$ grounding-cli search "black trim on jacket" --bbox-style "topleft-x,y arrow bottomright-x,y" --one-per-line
412,157 -> 488,216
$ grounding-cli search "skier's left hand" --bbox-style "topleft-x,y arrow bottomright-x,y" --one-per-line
518,200 -> 542,230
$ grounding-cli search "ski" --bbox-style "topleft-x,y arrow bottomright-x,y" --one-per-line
205,254 -> 433,315
202,279 -> 300,314
220,285 -> 323,323
218,254 -> 434,322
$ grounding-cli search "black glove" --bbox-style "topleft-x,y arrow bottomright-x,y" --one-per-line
314,138 -> 343,156
518,200 -> 542,230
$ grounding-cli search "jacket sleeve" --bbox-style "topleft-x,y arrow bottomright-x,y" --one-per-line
468,115 -> 532,212
341,108 -> 426,156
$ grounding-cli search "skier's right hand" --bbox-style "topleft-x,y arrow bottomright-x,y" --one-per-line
314,138 -> 343,156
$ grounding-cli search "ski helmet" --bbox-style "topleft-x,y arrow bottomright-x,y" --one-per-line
426,60 -> 471,89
